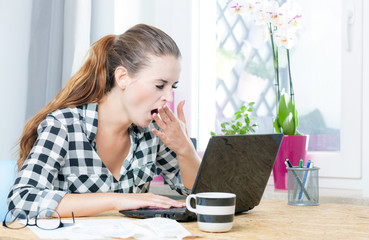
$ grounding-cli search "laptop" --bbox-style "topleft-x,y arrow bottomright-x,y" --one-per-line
120,133 -> 283,221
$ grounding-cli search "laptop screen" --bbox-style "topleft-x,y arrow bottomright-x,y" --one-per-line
192,134 -> 283,213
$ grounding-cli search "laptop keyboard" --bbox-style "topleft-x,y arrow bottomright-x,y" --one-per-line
140,207 -> 186,213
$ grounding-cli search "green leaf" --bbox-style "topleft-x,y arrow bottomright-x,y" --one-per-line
274,118 -> 281,133
245,118 -> 250,125
211,102 -> 259,136
277,91 -> 290,126
295,109 -> 299,128
210,131 -> 215,136
281,113 -> 295,135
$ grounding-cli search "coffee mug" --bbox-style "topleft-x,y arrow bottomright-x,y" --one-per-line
186,192 -> 236,232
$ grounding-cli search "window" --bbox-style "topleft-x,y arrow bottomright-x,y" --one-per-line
198,0 -> 363,186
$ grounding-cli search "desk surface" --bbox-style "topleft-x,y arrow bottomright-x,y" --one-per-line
1,199 -> 369,240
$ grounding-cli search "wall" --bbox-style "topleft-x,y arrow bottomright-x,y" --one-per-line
91,0 -> 115,43
114,0 -> 196,138
362,0 -> 369,197
0,1 -> 32,160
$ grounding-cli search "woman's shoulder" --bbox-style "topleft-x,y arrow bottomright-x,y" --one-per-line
41,103 -> 98,129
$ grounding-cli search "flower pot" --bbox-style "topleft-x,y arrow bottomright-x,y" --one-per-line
273,135 -> 309,190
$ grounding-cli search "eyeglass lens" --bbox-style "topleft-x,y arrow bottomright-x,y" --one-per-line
36,209 -> 61,230
4,209 -> 27,229
4,208 -> 62,230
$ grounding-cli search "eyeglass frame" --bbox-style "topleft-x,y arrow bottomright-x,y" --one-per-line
2,208 -> 75,230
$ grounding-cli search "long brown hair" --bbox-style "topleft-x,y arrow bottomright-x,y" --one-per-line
17,24 -> 181,171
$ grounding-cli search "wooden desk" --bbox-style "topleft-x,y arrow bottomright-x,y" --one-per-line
1,200 -> 368,240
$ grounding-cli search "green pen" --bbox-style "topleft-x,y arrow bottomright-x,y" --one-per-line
293,159 -> 304,200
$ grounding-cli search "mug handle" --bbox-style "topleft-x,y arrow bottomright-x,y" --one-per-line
185,194 -> 197,213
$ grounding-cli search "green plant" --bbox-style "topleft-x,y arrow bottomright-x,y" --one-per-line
211,102 -> 258,136
229,0 -> 303,136
273,89 -> 301,135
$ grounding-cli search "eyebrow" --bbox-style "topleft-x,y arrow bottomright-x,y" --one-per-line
159,79 -> 168,84
157,79 -> 179,85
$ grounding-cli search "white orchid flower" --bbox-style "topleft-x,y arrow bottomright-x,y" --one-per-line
280,0 -> 303,32
229,0 -> 246,14
268,2 -> 284,29
253,0 -> 272,25
229,0 -> 257,15
274,26 -> 297,49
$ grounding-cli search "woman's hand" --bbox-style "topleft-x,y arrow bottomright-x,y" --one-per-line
55,192 -> 185,217
151,100 -> 201,190
116,193 -> 185,211
151,100 -> 193,157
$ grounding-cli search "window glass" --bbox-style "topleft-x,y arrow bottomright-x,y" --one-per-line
212,0 -> 341,151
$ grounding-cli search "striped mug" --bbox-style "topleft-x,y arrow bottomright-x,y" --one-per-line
186,192 -> 236,232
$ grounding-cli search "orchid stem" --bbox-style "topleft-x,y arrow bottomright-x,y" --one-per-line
287,49 -> 295,104
287,48 -> 298,134
269,23 -> 281,132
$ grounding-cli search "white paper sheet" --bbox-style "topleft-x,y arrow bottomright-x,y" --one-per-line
27,217 -> 196,240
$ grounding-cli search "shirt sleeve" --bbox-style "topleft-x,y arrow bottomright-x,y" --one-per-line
155,142 -> 191,196
7,116 -> 68,218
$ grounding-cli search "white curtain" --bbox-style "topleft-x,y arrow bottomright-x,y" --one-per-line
26,0 -> 91,120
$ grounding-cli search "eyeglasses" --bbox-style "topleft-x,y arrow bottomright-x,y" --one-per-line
3,208 -> 75,230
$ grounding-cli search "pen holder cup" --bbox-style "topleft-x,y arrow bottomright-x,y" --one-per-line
287,167 -> 319,206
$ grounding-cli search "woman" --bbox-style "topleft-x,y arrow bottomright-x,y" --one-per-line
7,24 -> 201,218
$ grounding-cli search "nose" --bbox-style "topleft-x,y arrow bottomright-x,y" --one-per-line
163,90 -> 174,103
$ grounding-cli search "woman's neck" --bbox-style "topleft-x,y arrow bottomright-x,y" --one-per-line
97,89 -> 131,136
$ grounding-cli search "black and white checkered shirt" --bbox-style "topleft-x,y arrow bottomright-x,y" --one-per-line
7,103 -> 190,217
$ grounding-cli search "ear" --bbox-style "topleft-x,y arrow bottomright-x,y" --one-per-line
114,66 -> 129,90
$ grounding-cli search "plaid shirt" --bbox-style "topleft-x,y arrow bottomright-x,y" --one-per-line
7,103 -> 190,217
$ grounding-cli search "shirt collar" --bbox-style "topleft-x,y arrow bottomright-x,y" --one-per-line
82,103 -> 99,141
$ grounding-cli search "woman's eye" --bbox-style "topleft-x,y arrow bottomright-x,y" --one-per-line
172,85 -> 178,89
156,85 -> 164,89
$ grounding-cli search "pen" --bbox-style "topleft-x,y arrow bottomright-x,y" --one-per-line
285,158 -> 311,201
299,160 -> 312,200
293,159 -> 304,200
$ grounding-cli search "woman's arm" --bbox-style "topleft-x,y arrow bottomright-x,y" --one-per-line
55,192 -> 185,217
152,101 -> 201,190
7,118 -> 69,218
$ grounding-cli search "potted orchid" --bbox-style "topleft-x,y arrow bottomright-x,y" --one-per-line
230,0 -> 308,189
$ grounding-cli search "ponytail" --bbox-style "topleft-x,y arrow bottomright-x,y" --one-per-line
17,35 -> 116,171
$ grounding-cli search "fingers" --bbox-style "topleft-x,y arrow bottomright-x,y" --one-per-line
119,193 -> 185,211
140,193 -> 185,209
151,100 -> 189,143
177,100 -> 189,136
152,128 -> 165,140
177,100 -> 187,124
159,105 -> 175,123
152,194 -> 186,208
152,113 -> 164,128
